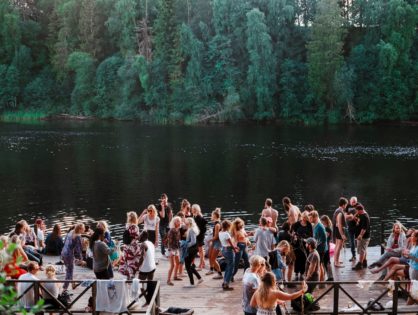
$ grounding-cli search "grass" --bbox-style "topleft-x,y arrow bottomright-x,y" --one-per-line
0,110 -> 49,122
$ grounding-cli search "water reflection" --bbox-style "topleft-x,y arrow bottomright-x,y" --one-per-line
0,122 -> 417,243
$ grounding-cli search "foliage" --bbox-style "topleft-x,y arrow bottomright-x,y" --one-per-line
0,0 -> 416,124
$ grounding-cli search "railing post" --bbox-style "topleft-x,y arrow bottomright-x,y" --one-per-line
92,281 -> 99,315
333,283 -> 339,315
33,281 -> 41,315
392,282 -> 398,315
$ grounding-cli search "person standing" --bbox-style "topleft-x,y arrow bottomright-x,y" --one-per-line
254,217 -> 275,261
282,197 -> 300,226
139,205 -> 160,247
310,211 -> 328,282
138,231 -> 157,307
61,223 -> 84,291
183,218 -> 203,287
91,228 -> 114,279
231,218 -> 250,279
206,208 -> 223,279
332,197 -> 348,268
166,216 -> 181,285
346,197 -> 359,262
261,198 -> 279,231
304,238 -> 320,293
352,204 -> 371,270
157,193 -> 173,257
219,220 -> 238,291
242,255 -> 266,315
291,211 -> 313,280
191,204 -> 207,270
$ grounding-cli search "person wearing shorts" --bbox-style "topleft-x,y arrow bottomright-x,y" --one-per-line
353,204 -> 371,270
167,217 -> 182,285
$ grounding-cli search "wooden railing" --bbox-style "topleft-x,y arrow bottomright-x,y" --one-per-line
286,280 -> 416,314
8,279 -> 160,315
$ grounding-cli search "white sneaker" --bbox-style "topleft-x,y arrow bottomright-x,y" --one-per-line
197,279 -> 204,285
184,284 -> 196,288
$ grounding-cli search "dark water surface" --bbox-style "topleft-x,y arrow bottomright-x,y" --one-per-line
1,121 -> 417,242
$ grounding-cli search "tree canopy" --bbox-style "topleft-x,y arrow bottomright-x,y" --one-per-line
0,0 -> 417,124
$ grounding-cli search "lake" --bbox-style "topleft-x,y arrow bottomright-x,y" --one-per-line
0,121 -> 417,243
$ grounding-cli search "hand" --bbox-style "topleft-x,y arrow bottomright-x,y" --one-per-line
301,281 -> 308,293
342,235 -> 347,242
357,235 -> 362,241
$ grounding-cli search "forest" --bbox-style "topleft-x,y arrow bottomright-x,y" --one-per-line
0,0 -> 417,124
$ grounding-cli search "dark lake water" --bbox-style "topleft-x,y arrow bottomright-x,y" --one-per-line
0,121 -> 417,243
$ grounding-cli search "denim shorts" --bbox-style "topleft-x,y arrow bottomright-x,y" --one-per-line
212,240 -> 222,250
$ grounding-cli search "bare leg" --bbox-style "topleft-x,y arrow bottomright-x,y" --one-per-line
167,255 -> 174,284
198,245 -> 205,269
287,262 -> 294,282
173,255 -> 179,278
371,257 -> 400,274
211,248 -> 221,273
383,264 -> 405,281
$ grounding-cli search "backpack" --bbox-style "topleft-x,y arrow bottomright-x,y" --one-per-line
291,293 -> 320,312
57,290 -> 71,308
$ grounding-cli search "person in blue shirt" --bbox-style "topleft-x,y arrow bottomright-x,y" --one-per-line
309,211 -> 328,283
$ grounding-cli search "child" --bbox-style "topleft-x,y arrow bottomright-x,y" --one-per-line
43,265 -> 61,313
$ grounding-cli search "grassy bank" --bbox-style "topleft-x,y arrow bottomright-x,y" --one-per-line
0,110 -> 49,122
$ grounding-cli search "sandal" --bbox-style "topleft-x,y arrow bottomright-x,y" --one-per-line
167,281 -> 174,286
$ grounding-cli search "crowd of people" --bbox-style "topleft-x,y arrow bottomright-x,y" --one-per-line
1,193 -> 417,313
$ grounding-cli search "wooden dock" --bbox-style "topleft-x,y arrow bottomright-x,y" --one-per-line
41,246 -> 418,314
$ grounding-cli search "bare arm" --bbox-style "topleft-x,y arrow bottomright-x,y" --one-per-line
250,291 -> 258,308
274,288 -> 305,301
337,213 -> 346,240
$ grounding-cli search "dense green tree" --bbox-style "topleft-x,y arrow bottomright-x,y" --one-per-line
246,8 -> 276,119
0,0 -> 416,124
67,51 -> 96,115
307,0 -> 346,120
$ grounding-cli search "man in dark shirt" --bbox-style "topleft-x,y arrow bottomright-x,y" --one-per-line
346,196 -> 359,262
156,193 -> 172,256
352,204 -> 370,270
304,237 -> 320,293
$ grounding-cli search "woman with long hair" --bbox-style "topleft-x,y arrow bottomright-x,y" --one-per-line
45,224 -> 64,255
231,217 -> 250,278
191,204 -> 207,270
183,217 -> 203,287
139,205 -> 160,247
206,208 -> 223,279
167,216 -> 182,285
91,227 -> 114,279
242,255 -> 266,315
61,223 -> 85,291
181,199 -> 192,218
320,215 -> 333,281
219,220 -> 238,291
250,272 -> 307,315
291,211 -> 313,280
123,211 -> 139,245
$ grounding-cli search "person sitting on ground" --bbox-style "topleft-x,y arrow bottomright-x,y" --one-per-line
45,224 -> 64,255
2,235 -> 28,279
368,222 -> 406,277
42,265 -> 61,312
17,261 -> 40,310
34,219 -> 46,253
242,255 -> 266,315
250,272 -> 308,315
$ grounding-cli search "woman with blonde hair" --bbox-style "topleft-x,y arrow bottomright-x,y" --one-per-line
123,211 -> 139,245
191,204 -> 207,270
242,255 -> 266,315
250,272 -> 307,315
183,217 -> 203,287
206,208 -> 223,279
61,223 -> 85,291
43,265 -> 61,311
139,205 -> 160,247
231,217 -> 250,279
167,216 -> 182,285
269,240 -> 290,282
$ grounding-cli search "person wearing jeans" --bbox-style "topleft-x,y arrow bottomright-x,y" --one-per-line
230,218 -> 250,278
218,220 -> 238,291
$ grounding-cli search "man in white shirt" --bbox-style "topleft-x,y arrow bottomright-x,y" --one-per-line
17,261 -> 40,310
